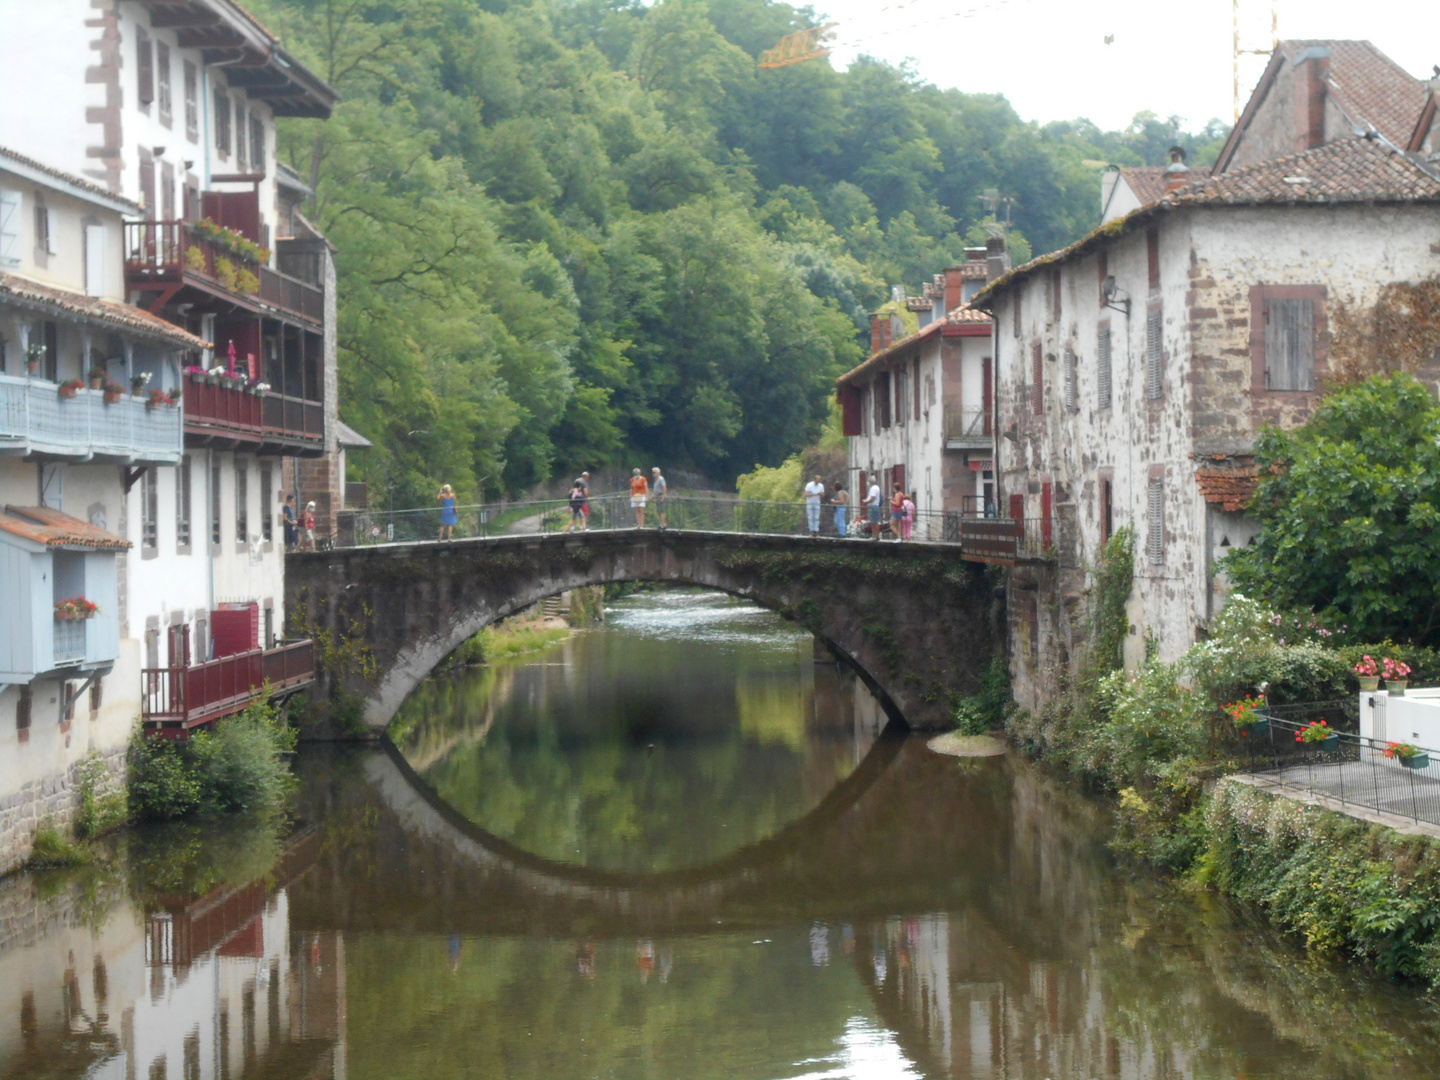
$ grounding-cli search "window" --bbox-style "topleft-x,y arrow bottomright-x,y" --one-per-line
16,686 -> 31,737
214,88 -> 231,156
139,154 -> 155,221
1264,298 -> 1316,390
1050,270 -> 1061,321
912,357 -> 921,421
136,28 -> 154,107
263,606 -> 274,650
235,462 -> 248,543
210,459 -> 222,547
141,468 -> 158,550
879,372 -> 892,429
1097,324 -> 1112,411
1145,305 -> 1163,401
260,464 -> 273,542
1097,250 -> 1108,305
34,199 -> 56,256
236,107 -> 248,171
1062,345 -> 1076,411
89,678 -> 103,716
0,189 -> 20,268
1031,341 -> 1043,415
1147,475 -> 1164,566
1012,289 -> 1022,338
250,117 -> 266,176
1146,226 -> 1160,290
157,42 -> 172,126
40,462 -> 63,509
894,367 -> 905,427
184,62 -> 199,142
161,162 -> 174,222
1099,476 -> 1113,546
176,455 -> 192,549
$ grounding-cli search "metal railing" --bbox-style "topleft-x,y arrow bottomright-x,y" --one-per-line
53,618 -> 87,665
1239,704 -> 1440,826
142,639 -> 315,734
328,493 -> 1052,562
944,405 -> 992,441
0,374 -> 182,463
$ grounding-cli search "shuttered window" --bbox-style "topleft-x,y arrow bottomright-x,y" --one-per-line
235,462 -> 248,543
157,42 -> 173,126
1147,476 -> 1164,566
1097,325 -> 1112,410
250,117 -> 266,176
1062,346 -> 1076,411
141,468 -> 158,550
214,90 -> 231,155
1264,299 -> 1316,390
137,29 -> 154,106
0,190 -> 20,268
177,455 -> 192,550
184,62 -> 199,142
1031,342 -> 1043,415
1145,306 -> 1163,401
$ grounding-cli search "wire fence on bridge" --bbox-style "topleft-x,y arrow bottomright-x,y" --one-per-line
328,492 -> 1049,561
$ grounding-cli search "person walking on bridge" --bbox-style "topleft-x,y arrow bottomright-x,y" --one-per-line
563,478 -> 588,533
630,468 -> 649,528
830,482 -> 849,537
651,468 -> 668,529
865,478 -> 883,539
804,474 -> 825,536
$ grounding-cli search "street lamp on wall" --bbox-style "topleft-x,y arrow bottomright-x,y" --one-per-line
1101,275 -> 1131,316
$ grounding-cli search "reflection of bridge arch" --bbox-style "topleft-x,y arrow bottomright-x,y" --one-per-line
287,530 -> 1004,732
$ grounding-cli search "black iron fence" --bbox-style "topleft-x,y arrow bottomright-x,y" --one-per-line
1238,703 -> 1440,827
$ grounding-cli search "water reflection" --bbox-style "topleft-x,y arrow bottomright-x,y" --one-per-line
8,588 -> 1440,1078
389,590 -> 889,872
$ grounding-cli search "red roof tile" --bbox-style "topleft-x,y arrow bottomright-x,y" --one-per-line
0,506 -> 131,550
1195,465 -> 1260,512
1171,136 -> 1440,205
837,303 -> 991,384
1117,165 -> 1213,207
1284,40 -> 1428,149
0,271 -> 210,351
945,304 -> 993,324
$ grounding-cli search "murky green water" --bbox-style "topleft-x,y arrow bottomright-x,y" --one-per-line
7,587 -> 1440,1078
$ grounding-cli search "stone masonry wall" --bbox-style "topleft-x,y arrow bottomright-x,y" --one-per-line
0,745 -> 125,877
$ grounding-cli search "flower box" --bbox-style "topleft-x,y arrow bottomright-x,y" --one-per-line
57,380 -> 83,399
54,597 -> 98,620
1403,753 -> 1430,770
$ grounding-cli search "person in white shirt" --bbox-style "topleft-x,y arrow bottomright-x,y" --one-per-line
803,474 -> 826,535
865,480 -> 883,539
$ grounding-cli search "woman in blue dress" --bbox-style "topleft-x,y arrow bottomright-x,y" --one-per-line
437,484 -> 458,540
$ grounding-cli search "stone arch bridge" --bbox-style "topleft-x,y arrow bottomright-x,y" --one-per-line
286,530 -> 1007,733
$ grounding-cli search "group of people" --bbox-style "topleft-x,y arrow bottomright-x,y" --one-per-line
803,475 -> 918,540
281,493 -> 318,550
561,467 -> 670,531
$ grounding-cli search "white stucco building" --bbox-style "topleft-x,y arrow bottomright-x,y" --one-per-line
837,252 -> 999,535
974,39 -> 1440,709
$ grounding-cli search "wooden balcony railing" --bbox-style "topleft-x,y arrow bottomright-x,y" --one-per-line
142,639 -> 315,736
263,392 -> 324,447
123,221 -> 322,325
184,371 -> 264,443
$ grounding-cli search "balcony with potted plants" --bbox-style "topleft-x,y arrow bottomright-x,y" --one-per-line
0,361 -> 183,465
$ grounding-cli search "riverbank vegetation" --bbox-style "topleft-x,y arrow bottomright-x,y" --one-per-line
1004,377 -> 1440,982
248,0 -> 1226,503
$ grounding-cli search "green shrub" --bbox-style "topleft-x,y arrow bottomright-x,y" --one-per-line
952,657 -> 1009,735
27,823 -> 92,869
74,752 -> 128,839
128,698 -> 296,821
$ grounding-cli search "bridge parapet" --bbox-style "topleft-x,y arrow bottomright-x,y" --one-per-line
286,530 -> 1007,735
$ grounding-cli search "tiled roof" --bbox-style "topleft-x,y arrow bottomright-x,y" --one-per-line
1117,164 -> 1213,206
1283,40 -> 1427,149
945,303 -> 993,324
837,303 -> 991,384
973,136 -> 1440,309
0,145 -> 138,211
959,262 -> 988,280
0,271 -> 211,351
1195,465 -> 1260,513
0,506 -> 131,550
1171,136 -> 1440,205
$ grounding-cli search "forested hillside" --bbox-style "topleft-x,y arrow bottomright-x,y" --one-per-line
254,0 -> 1226,505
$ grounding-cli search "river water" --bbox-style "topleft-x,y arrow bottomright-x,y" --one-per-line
5,588 -> 1440,1079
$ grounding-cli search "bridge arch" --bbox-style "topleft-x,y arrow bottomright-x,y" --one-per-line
287,530 -> 1005,733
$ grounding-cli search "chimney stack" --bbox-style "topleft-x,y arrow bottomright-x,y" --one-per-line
943,265 -> 964,312
985,232 -> 1010,283
870,314 -> 883,356
1162,146 -> 1191,194
1294,47 -> 1331,151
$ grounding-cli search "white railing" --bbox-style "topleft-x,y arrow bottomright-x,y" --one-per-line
53,618 -> 87,665
0,375 -> 182,463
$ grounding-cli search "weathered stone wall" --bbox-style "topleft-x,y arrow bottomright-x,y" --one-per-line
0,744 -> 124,877
286,532 -> 1006,734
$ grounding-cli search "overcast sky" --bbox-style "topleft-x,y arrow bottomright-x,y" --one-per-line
814,0 -> 1440,133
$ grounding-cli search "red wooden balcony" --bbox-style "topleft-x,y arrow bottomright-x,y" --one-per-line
124,220 -> 322,328
142,639 -> 315,737
182,371 -> 323,453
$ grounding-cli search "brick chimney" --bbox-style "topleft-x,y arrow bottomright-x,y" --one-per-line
870,314 -> 883,355
1162,146 -> 1191,194
944,265 -> 964,312
1294,47 -> 1331,151
985,233 -> 1011,283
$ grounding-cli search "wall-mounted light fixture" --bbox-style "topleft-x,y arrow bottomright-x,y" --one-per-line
1101,275 -> 1131,316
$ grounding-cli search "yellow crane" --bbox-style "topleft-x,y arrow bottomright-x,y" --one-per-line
758,24 -> 838,69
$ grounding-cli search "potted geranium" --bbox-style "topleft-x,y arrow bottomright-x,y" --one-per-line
102,380 -> 124,404
1383,658 -> 1411,695
1296,720 -> 1339,751
130,371 -> 152,396
87,365 -> 106,390
146,389 -> 169,411
1384,741 -> 1430,770
166,387 -> 182,406
54,597 -> 98,620
1225,694 -> 1268,739
1354,655 -> 1381,691
58,378 -> 84,399
24,342 -> 44,375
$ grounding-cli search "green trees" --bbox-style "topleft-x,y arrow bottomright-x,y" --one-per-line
255,0 -> 1227,502
1226,375 -> 1440,646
